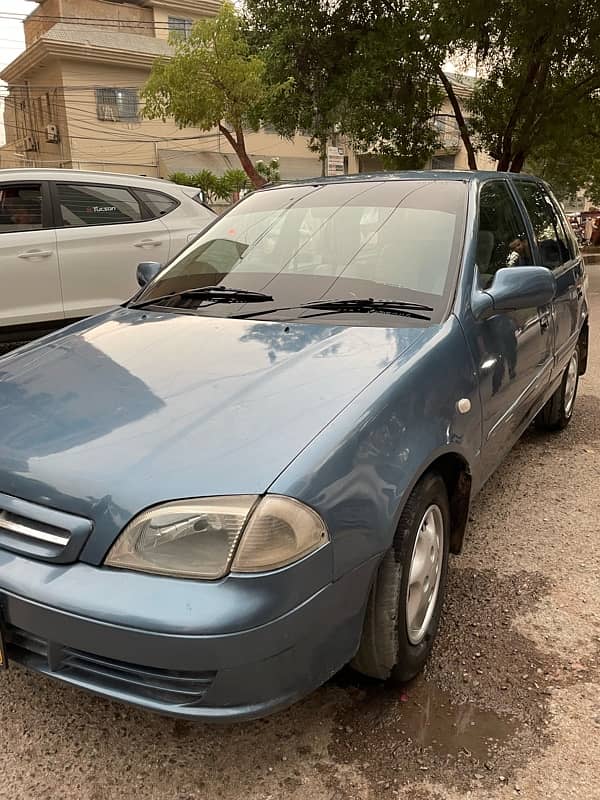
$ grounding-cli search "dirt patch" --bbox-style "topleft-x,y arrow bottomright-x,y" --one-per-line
328,568 -> 594,796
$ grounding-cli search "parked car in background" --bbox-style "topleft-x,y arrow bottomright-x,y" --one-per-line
0,172 -> 588,721
0,168 -> 215,337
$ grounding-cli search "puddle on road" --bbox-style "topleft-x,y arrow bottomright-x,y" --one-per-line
330,669 -> 520,792
390,679 -> 517,761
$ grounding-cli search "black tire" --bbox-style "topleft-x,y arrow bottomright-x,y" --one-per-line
351,472 -> 450,682
536,346 -> 580,432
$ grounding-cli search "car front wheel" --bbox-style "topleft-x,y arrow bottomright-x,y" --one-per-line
536,346 -> 580,431
352,471 -> 450,682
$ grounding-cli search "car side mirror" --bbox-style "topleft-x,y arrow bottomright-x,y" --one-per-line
473,266 -> 557,320
136,261 -> 162,288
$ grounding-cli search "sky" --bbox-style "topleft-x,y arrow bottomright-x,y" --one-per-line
0,0 -> 35,70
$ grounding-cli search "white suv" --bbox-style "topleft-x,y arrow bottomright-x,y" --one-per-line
0,168 -> 215,335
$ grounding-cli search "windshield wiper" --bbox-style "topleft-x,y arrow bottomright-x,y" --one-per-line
304,298 -> 433,314
233,297 -> 432,321
130,286 -> 273,310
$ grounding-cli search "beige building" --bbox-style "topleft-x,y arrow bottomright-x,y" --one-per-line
0,0 -> 323,178
0,0 -> 494,179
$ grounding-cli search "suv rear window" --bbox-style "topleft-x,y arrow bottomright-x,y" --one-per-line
57,183 -> 142,227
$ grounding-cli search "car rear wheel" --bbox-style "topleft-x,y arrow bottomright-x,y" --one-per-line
351,472 -> 450,682
536,346 -> 579,431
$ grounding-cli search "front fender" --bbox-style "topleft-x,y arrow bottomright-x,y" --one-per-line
269,316 -> 482,579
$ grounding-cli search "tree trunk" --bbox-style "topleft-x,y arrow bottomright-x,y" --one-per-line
319,136 -> 328,177
218,123 -> 267,189
497,153 -> 512,172
509,152 -> 526,172
495,45 -> 548,172
436,67 -> 478,171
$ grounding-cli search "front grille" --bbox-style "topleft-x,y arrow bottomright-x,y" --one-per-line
0,510 -> 70,548
5,625 -> 216,708
0,492 -> 93,564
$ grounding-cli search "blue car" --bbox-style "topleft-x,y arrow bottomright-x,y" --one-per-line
0,172 -> 589,721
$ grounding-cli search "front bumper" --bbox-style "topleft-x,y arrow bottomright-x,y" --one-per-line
0,556 -> 377,721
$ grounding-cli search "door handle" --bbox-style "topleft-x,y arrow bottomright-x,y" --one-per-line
17,249 -> 53,259
539,312 -> 551,330
134,239 -> 162,248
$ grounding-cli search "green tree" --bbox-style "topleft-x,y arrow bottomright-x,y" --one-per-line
245,0 -> 442,170
245,0 -> 356,171
527,98 -> 600,204
436,0 -> 600,172
341,6 -> 443,169
143,2 -> 290,188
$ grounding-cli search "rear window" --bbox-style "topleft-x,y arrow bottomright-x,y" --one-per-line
57,183 -> 142,227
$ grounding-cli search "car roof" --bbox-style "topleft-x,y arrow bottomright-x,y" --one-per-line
0,167 -> 183,190
268,170 -> 542,190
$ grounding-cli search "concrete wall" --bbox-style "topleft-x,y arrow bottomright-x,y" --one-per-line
0,60 -> 72,168
152,6 -> 219,40
24,0 -> 63,46
25,0 -> 154,45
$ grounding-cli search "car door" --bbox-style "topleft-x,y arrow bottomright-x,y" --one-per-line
468,180 -> 555,477
52,181 -> 171,319
0,181 -> 64,330
513,180 -> 584,376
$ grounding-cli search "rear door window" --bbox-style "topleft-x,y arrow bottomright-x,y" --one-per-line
136,189 -> 179,218
56,183 -> 142,227
0,184 -> 44,232
514,182 -> 572,269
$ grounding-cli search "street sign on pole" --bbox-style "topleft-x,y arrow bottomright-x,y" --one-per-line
327,146 -> 345,177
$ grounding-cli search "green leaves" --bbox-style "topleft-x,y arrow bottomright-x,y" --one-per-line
444,0 -> 600,171
246,0 -> 444,168
143,3 -> 284,187
168,168 -> 252,203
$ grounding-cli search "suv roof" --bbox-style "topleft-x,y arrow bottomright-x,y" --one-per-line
0,167 -> 177,188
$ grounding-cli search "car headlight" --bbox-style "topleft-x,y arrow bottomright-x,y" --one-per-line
105,495 -> 328,579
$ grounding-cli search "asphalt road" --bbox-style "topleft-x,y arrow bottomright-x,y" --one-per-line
1,269 -> 599,800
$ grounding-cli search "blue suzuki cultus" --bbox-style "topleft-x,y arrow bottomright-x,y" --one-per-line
0,172 -> 588,720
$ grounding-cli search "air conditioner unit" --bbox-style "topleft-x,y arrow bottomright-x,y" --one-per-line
99,105 -> 117,121
24,135 -> 38,152
46,123 -> 59,143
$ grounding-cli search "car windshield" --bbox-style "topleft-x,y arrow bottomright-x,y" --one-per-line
135,179 -> 468,325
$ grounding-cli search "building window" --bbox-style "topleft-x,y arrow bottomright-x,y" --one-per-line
431,154 -> 456,170
95,88 -> 139,122
168,16 -> 193,39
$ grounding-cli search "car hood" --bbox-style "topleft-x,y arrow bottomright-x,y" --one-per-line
0,307 -> 427,560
